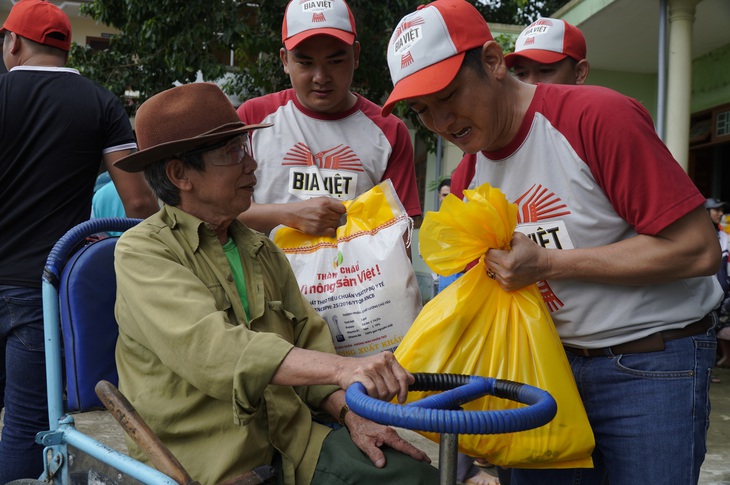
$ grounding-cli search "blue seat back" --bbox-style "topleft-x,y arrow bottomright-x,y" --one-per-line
59,236 -> 120,412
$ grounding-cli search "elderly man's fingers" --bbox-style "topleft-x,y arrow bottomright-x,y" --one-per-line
380,432 -> 432,463
347,416 -> 432,467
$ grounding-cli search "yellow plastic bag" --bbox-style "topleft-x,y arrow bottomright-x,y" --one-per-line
395,183 -> 594,469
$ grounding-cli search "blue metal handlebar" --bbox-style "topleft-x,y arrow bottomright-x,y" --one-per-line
346,373 -> 556,435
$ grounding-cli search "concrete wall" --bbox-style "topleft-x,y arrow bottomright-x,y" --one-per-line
691,43 -> 730,114
69,14 -> 119,45
586,69 -> 659,120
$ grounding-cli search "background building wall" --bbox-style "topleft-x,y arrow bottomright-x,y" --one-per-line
587,69 -> 659,120
692,43 -> 730,114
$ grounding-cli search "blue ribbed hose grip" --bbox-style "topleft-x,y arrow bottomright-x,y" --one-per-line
345,373 -> 557,435
43,218 -> 142,287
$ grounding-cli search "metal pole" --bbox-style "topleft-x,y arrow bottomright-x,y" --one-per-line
43,281 -> 65,429
657,0 -> 668,140
439,432 -> 458,485
434,135 -> 443,210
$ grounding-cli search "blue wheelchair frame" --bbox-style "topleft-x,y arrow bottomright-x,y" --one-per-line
38,218 -> 177,485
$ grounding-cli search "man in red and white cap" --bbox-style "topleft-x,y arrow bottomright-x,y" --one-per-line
505,18 -> 590,86
450,17 -> 590,207
383,1 -> 721,484
236,0 -> 420,240
0,0 -> 159,481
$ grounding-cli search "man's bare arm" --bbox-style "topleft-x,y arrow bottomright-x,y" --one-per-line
272,347 -> 412,403
486,205 -> 721,291
237,198 -> 346,236
103,150 -> 159,218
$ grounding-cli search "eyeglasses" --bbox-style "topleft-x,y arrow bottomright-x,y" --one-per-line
182,135 -> 251,166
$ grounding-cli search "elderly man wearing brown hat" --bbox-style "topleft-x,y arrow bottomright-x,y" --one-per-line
111,82 -> 438,485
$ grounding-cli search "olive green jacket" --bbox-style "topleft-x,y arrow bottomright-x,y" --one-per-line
114,205 -> 338,485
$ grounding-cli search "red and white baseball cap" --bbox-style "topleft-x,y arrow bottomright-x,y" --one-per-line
282,0 -> 356,50
0,0 -> 72,51
504,18 -> 586,68
382,0 -> 492,116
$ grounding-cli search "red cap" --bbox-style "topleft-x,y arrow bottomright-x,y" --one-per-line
504,18 -> 586,68
282,0 -> 356,50
382,0 -> 492,116
0,0 -> 72,52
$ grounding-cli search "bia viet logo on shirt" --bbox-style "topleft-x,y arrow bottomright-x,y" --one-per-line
282,142 -> 363,200
513,183 -> 574,312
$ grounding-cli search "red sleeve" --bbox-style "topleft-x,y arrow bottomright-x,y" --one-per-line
450,153 -> 476,200
237,90 -> 294,125
543,85 -> 704,236
380,120 -> 421,217
236,96 -> 259,125
358,97 -> 421,217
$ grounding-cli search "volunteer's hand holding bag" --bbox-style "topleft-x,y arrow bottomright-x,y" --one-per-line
272,180 -> 421,357
395,183 -> 594,468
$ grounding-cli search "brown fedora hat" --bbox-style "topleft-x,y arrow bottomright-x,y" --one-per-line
115,82 -> 271,172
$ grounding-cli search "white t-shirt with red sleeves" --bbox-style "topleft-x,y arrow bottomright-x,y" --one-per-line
469,83 -> 721,348
237,89 -> 421,217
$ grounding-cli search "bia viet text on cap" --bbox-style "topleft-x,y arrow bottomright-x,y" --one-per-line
113,83 -> 270,173
0,0 -> 72,51
504,18 -> 587,68
382,0 -> 492,116
282,0 -> 356,50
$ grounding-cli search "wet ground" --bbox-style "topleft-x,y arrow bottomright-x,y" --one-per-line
2,367 -> 729,484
